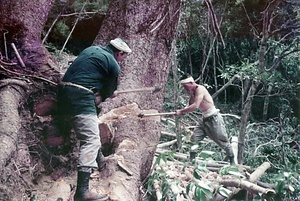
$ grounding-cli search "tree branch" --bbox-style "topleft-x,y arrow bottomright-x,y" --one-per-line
0,64 -> 58,86
212,74 -> 240,99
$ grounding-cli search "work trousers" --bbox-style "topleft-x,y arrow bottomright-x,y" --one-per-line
72,114 -> 101,170
192,112 -> 234,158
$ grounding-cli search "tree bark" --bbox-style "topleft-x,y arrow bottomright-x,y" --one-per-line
219,178 -> 275,195
0,0 -> 55,70
238,79 -> 260,164
263,85 -> 272,121
249,162 -> 270,183
0,79 -> 30,200
92,0 -> 182,200
0,79 -> 28,169
0,1 -> 62,199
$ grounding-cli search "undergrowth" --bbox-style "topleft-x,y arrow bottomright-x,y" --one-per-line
144,104 -> 299,201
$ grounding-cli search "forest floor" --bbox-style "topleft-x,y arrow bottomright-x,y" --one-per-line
1,52 -> 298,201
0,52 -> 154,201
15,110 -> 108,201
0,53 -> 88,201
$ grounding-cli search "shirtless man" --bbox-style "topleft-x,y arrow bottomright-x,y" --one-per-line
175,74 -> 235,165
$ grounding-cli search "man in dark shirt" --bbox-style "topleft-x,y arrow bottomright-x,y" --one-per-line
57,38 -> 131,201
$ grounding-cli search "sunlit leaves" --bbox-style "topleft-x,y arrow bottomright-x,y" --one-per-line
186,181 -> 213,201
220,59 -> 260,80
219,165 -> 240,177
218,186 -> 231,198
198,150 -> 215,160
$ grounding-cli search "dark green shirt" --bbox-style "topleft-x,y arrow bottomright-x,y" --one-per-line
58,45 -> 120,115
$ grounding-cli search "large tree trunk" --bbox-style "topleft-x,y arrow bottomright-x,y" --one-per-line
0,0 -> 59,163
93,0 -> 182,200
0,0 -> 55,70
0,1 -> 59,200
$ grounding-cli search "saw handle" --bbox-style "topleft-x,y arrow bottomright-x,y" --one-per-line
138,112 -> 176,118
115,87 -> 155,95
114,85 -> 162,95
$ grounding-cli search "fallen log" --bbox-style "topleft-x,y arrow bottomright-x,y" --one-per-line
157,139 -> 177,148
0,79 -> 28,169
155,148 -> 251,172
257,181 -> 295,192
220,161 -> 272,200
153,180 -> 162,200
156,148 -> 188,161
150,151 -> 268,201
219,177 -> 276,195
249,162 -> 270,183
161,131 -> 176,138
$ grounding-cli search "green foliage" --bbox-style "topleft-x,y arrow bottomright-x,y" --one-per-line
186,182 -> 213,201
71,0 -> 109,13
220,59 -> 260,80
155,152 -> 175,166
197,150 -> 215,160
185,166 -> 214,201
243,113 -> 300,200
245,117 -> 299,167
219,165 -> 244,178
194,186 -> 212,201
54,21 -> 70,38
44,0 -> 110,54
268,171 -> 300,200
154,0 -> 299,200
147,168 -> 170,200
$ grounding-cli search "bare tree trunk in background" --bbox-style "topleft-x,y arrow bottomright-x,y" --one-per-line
93,0 -> 182,200
238,80 -> 260,164
59,1 -> 86,55
188,41 -> 193,75
0,0 -> 55,70
263,85 -> 272,121
237,0 -> 282,164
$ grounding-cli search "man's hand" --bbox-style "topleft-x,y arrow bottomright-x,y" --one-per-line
110,92 -> 118,99
94,92 -> 102,107
175,110 -> 185,116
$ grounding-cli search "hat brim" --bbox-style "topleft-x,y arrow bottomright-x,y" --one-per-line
110,39 -> 132,53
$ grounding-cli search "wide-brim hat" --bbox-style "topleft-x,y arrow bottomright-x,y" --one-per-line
110,38 -> 132,53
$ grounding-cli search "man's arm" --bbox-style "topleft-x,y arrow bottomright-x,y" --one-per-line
176,87 -> 203,115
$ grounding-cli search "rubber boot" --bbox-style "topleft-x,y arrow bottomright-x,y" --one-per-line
229,156 -> 236,166
96,151 -> 106,171
189,151 -> 197,161
74,171 -> 108,201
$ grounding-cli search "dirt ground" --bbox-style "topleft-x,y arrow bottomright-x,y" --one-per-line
0,92 -> 134,201
15,97 -> 79,201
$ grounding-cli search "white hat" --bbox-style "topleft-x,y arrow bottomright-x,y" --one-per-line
110,38 -> 132,53
180,76 -> 195,84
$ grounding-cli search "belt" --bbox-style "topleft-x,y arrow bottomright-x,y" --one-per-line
60,82 -> 94,93
203,113 -> 218,121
